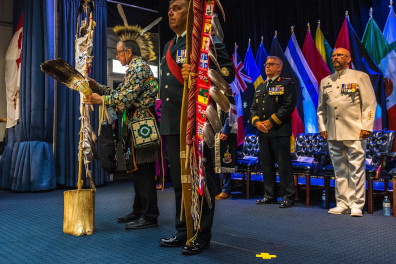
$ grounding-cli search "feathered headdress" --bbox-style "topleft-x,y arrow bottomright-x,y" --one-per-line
113,4 -> 161,62
113,25 -> 156,61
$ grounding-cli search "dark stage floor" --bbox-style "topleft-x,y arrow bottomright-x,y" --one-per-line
1,180 -> 395,264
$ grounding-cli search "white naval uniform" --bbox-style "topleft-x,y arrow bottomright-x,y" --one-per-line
317,68 -> 377,210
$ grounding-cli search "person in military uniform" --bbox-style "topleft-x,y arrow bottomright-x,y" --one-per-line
317,48 -> 376,217
159,0 -> 234,255
250,56 -> 297,208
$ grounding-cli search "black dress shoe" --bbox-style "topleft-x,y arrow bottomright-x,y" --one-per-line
256,198 -> 277,205
117,212 -> 139,223
159,236 -> 187,247
279,201 -> 294,208
181,240 -> 210,255
125,217 -> 158,230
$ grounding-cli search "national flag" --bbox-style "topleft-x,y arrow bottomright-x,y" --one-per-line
231,45 -> 252,146
315,22 -> 335,73
243,43 -> 263,134
335,16 -> 386,130
285,31 -> 319,133
383,4 -> 396,51
269,34 -> 305,152
5,15 -> 23,129
255,37 -> 268,79
362,15 -> 396,150
303,26 -> 331,84
244,43 -> 265,89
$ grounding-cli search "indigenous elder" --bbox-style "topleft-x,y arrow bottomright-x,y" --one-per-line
86,25 -> 159,229
317,47 -> 376,217
159,0 -> 234,255
250,56 -> 297,208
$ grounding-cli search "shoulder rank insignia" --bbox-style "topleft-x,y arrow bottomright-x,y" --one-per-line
221,67 -> 229,77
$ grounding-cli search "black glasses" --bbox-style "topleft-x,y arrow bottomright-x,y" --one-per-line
116,49 -> 127,55
264,62 -> 280,67
331,53 -> 348,59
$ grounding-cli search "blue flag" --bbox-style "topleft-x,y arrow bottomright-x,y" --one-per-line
256,41 -> 268,79
285,32 -> 319,133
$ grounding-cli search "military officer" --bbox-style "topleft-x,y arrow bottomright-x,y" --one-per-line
250,56 -> 297,208
317,47 -> 376,217
159,0 -> 234,255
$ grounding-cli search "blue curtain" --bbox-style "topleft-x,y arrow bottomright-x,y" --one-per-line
56,0 -> 109,187
0,0 -> 56,191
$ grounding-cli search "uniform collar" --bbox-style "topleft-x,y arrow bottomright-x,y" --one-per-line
176,31 -> 186,43
267,75 -> 280,83
335,67 -> 349,77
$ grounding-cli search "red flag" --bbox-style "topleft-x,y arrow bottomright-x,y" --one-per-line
335,17 -> 385,131
302,28 -> 331,84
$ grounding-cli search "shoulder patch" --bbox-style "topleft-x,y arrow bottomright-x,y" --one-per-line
221,67 -> 230,77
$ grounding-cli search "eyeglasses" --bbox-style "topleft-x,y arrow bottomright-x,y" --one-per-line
116,49 -> 127,55
331,53 -> 348,59
264,62 -> 280,67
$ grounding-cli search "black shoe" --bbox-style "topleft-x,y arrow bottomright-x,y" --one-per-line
279,201 -> 294,208
117,212 -> 139,223
125,217 -> 158,230
159,236 -> 187,247
181,240 -> 210,255
256,198 -> 277,205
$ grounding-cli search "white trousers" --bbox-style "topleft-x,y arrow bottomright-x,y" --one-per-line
328,140 -> 367,210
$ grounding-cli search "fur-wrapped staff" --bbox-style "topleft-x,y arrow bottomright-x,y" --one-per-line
41,0 -> 97,236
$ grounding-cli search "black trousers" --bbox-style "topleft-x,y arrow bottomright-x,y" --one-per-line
258,135 -> 295,203
165,135 -> 216,243
131,161 -> 159,221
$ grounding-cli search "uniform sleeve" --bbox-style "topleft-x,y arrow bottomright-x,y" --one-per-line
213,40 -> 235,84
250,87 -> 260,127
221,117 -> 232,135
268,80 -> 297,127
317,78 -> 327,132
359,73 -> 377,131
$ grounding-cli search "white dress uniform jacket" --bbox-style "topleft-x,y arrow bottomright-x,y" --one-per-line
317,68 -> 377,139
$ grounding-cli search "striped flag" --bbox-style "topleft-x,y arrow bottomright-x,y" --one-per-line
285,31 -> 319,133
231,45 -> 252,146
335,16 -> 386,131
362,15 -> 396,150
315,22 -> 335,73
269,34 -> 305,151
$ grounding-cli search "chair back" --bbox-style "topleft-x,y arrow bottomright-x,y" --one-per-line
294,133 -> 328,158
366,130 -> 395,166
242,134 -> 260,157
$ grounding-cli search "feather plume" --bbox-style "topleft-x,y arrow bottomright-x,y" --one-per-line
211,14 -> 224,42
208,51 -> 221,71
113,25 -> 156,61
208,69 -> 232,96
40,58 -> 92,96
141,17 -> 162,34
206,104 -> 222,133
215,0 -> 226,22
209,87 -> 230,113
117,4 -> 128,26
203,122 -> 215,148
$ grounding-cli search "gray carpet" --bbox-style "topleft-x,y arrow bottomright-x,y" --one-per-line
0,181 -> 395,264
